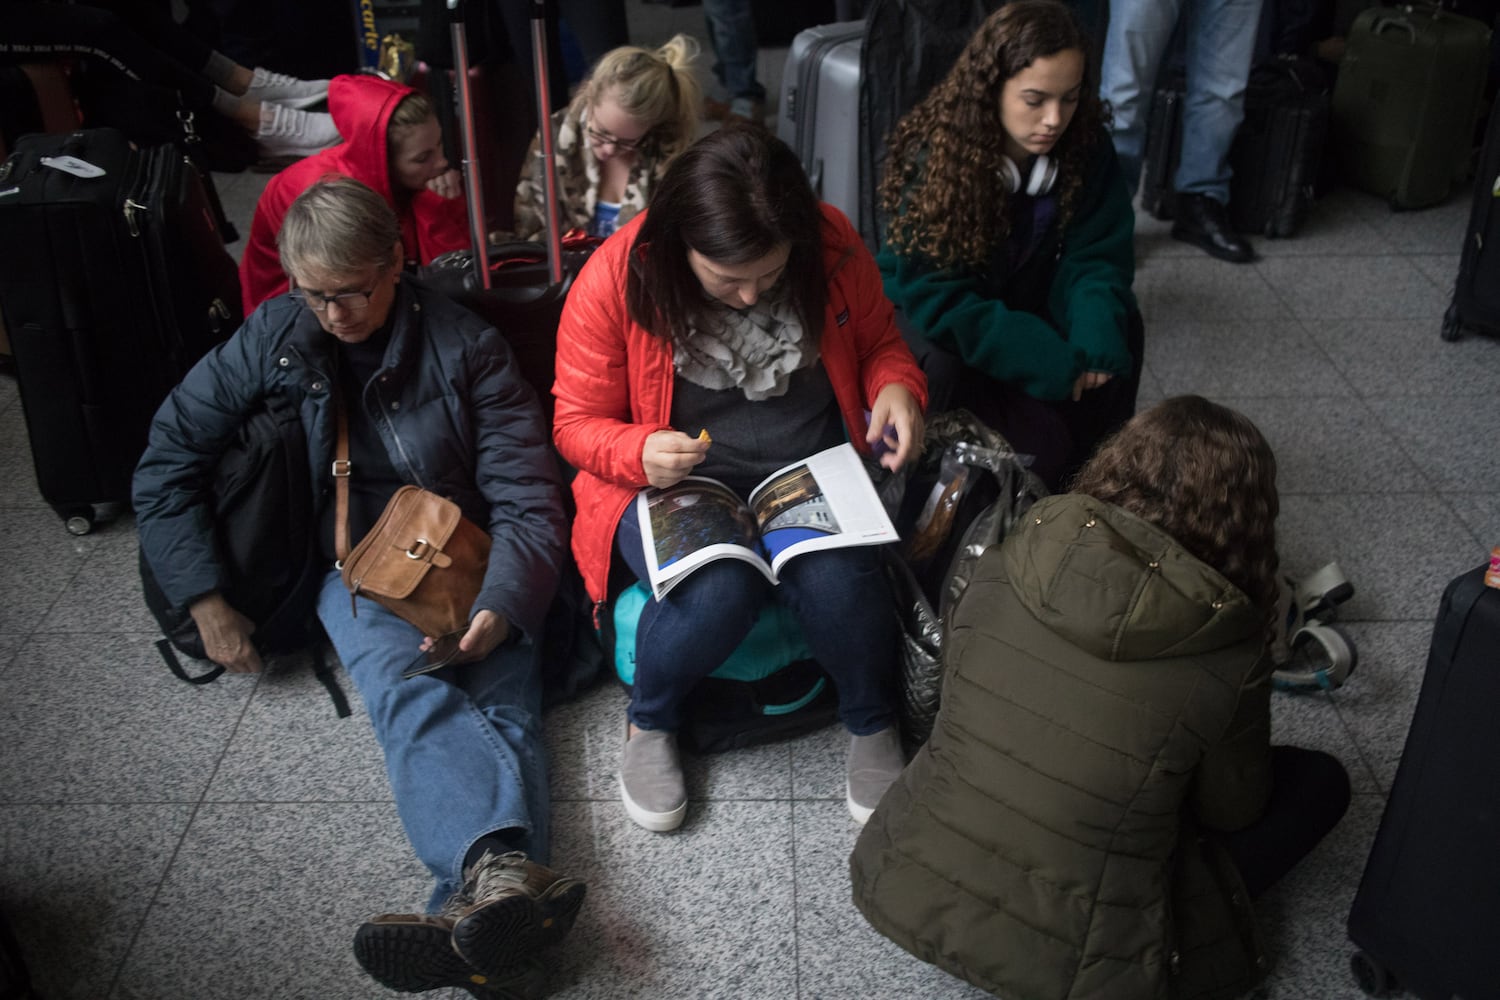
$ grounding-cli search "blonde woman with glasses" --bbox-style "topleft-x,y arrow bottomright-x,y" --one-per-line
513,34 -> 703,241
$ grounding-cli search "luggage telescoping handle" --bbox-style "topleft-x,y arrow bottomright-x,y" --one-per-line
529,0 -> 564,286
446,0 -> 493,288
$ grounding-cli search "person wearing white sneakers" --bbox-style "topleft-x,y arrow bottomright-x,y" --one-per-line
3,2 -> 338,164
552,124 -> 928,834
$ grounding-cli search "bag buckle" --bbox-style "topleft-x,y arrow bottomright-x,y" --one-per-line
331,459 -> 352,477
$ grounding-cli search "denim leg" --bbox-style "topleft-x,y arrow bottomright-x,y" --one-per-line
1100,0 -> 1185,195
616,508 -> 766,732
775,546 -> 898,736
701,0 -> 765,102
316,570 -> 547,913
1174,0 -> 1263,200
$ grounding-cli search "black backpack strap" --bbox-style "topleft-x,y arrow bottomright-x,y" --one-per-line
155,637 -> 224,685
311,646 -> 352,718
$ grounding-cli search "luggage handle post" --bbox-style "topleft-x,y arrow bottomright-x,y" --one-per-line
447,0 -> 493,290
530,0 -> 564,286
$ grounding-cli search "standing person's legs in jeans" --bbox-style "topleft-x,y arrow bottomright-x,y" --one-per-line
1100,0 -> 1184,195
701,0 -> 765,119
317,570 -> 549,913
1174,0 -> 1263,201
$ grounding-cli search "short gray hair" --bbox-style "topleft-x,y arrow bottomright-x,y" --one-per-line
277,175 -> 401,279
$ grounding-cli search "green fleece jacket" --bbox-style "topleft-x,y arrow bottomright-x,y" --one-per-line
851,493 -> 1274,1000
877,133 -> 1137,401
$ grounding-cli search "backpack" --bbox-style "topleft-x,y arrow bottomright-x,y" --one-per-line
606,581 -> 838,754
138,394 -> 343,713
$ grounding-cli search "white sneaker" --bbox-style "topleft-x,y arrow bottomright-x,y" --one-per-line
255,103 -> 341,161
244,67 -> 329,110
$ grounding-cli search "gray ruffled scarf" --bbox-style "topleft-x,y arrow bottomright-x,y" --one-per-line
673,290 -> 815,401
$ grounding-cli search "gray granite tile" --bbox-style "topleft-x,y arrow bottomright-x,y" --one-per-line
0,403 -> 42,506
1145,320 -> 1352,399
0,374 -> 18,416
1445,492 -> 1500,549
1219,396 -> 1425,494
1134,256 -> 1291,322
1255,792 -> 1386,999
1270,687 -> 1378,794
0,632 -> 23,676
1276,494 -> 1482,622
1361,190 -> 1471,254
208,656 -> 391,803
0,802 -> 194,1000
39,527 -> 160,635
1136,363 -> 1166,404
547,800 -> 798,999
1302,318 -> 1500,396
1256,254 -> 1450,320
1244,189 -> 1395,259
1409,253 -> 1462,292
0,632 -> 254,803
114,801 -> 431,1000
1366,394 -> 1500,493
793,800 -> 994,1000
1329,621 -> 1437,795
0,505 -> 101,633
790,722 -> 853,804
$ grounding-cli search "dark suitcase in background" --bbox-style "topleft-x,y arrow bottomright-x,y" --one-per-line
0,128 -> 241,534
1331,3 -> 1491,209
777,20 -> 865,228
420,0 -> 594,427
1141,61 -> 1329,238
1228,58 -> 1330,237
1442,101 -> 1500,340
1346,565 -> 1500,999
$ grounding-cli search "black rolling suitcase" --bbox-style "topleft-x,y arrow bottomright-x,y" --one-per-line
0,128 -> 241,534
1139,71 -> 1185,221
1442,102 -> 1500,342
420,0 -> 595,427
1346,565 -> 1500,999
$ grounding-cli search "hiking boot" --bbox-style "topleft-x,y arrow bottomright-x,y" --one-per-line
620,727 -> 687,832
847,727 -> 904,825
255,103 -> 341,162
243,67 -> 330,110
445,851 -> 587,980
352,912 -> 546,998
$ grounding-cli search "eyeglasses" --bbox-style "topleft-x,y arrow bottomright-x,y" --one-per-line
584,124 -> 646,152
290,285 -> 378,313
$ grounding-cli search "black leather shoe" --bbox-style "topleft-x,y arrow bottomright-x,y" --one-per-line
1171,193 -> 1255,263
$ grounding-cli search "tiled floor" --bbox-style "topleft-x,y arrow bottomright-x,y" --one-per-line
4,5 -> 1500,999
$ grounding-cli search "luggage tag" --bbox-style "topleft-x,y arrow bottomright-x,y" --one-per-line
40,155 -> 106,179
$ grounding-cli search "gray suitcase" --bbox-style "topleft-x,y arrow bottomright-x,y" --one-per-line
777,20 -> 864,224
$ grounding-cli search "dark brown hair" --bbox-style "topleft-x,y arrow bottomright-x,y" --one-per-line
626,122 -> 828,343
880,0 -> 1107,269
1068,396 -> 1281,620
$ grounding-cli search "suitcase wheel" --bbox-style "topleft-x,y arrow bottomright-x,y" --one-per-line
61,506 -> 95,536
1440,301 -> 1465,342
1350,950 -> 1398,997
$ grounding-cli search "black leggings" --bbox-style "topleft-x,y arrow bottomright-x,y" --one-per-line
1220,744 -> 1352,899
0,2 -> 216,108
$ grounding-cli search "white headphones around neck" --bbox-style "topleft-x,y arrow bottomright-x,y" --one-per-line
998,154 -> 1058,196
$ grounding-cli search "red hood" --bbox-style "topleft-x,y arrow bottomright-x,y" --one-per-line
325,74 -> 420,202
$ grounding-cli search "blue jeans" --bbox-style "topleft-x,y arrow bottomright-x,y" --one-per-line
1101,0 -> 1263,201
316,571 -> 549,913
616,507 -> 896,736
702,0 -> 765,103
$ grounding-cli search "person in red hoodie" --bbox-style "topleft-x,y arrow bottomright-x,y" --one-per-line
239,74 -> 469,310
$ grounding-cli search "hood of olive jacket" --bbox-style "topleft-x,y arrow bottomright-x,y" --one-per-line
1005,493 -> 1263,663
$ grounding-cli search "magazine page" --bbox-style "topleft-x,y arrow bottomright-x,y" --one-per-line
748,442 -> 899,577
637,477 -> 776,600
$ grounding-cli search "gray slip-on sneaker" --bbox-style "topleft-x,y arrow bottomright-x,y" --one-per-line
620,727 -> 687,832
847,727 -> 905,825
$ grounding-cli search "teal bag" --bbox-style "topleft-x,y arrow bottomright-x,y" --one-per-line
609,582 -> 838,752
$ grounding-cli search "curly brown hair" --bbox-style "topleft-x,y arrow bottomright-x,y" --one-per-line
1068,396 -> 1281,622
880,0 -> 1107,269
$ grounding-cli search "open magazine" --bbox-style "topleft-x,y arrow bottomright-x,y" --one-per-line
636,442 -> 899,600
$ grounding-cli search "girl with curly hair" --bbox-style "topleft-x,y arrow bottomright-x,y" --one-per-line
852,395 -> 1351,1000
879,0 -> 1141,489
513,34 -> 703,241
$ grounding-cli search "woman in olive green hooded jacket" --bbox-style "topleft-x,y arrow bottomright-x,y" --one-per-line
851,396 -> 1350,1000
